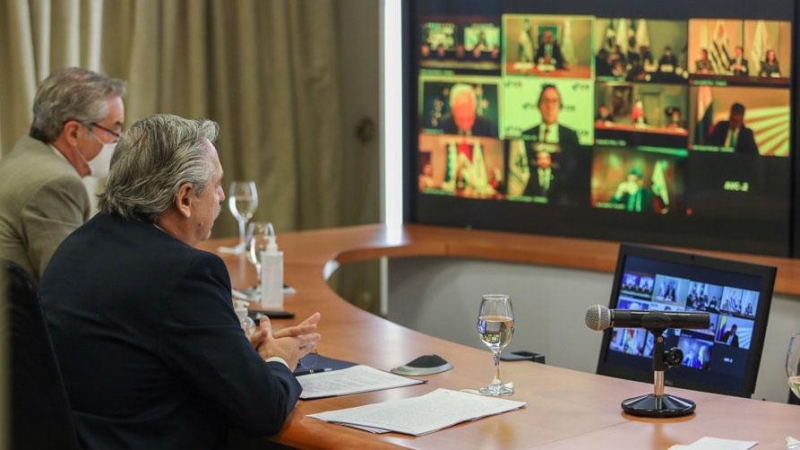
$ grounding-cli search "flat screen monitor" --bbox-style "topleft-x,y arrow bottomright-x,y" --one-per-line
408,0 -> 795,257
595,244 -> 776,397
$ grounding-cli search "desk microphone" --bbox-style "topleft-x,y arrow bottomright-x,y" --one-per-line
585,304 -> 710,331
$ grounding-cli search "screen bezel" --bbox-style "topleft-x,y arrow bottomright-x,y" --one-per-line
595,243 -> 777,398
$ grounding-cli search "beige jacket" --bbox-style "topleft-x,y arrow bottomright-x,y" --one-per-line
0,136 -> 89,278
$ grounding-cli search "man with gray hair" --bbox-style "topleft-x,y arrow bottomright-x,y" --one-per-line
439,83 -> 497,137
40,114 -> 321,449
0,67 -> 126,278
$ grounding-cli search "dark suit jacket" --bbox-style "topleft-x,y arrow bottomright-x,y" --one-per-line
40,213 -> 302,450
722,330 -> 740,348
521,124 -> 580,150
658,54 -> 678,69
707,121 -> 759,155
523,165 -> 558,199
440,115 -> 498,137
759,60 -> 781,77
534,42 -> 565,68
729,57 -> 748,75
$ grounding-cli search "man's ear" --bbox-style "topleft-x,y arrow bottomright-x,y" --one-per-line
175,182 -> 194,219
62,120 -> 82,148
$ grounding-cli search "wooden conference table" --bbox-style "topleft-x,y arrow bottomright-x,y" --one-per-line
200,224 -> 800,450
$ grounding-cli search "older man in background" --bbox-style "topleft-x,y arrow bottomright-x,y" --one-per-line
0,67 -> 126,278
440,83 -> 497,137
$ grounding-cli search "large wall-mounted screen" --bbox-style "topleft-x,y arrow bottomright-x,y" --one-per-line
408,0 -> 794,256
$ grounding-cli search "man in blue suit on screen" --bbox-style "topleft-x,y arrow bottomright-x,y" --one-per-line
40,114 -> 321,450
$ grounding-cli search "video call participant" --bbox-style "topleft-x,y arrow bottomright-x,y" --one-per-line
626,45 -> 654,82
641,47 -> 656,69
471,30 -> 498,60
729,46 -> 748,76
440,83 -> 497,137
665,107 -> 684,130
595,47 -> 613,77
475,31 -> 489,49
0,67 -> 126,279
624,29 -> 639,65
521,84 -> 579,149
610,167 -> 655,213
658,46 -> 678,72
523,150 -> 558,199
631,100 -> 646,126
596,105 -> 614,125
707,103 -> 758,155
420,44 -> 432,58
759,49 -> 781,77
436,43 -> 447,59
695,48 -> 714,74
418,162 -> 436,191
721,323 -> 740,347
40,115 -> 321,450
682,344 -> 708,370
609,48 -> 627,77
534,30 -> 565,69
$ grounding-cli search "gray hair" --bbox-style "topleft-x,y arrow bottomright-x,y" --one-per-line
30,67 -> 127,143
448,83 -> 476,109
98,114 -> 220,223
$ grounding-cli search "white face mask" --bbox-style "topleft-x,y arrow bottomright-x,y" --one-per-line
76,142 -> 116,178
89,143 -> 116,178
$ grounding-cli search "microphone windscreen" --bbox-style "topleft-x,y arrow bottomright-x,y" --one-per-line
585,304 -> 611,331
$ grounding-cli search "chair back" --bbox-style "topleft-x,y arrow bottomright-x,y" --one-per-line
6,260 -> 79,449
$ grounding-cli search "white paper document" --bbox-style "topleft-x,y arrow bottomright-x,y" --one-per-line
668,437 -> 758,450
298,365 -> 424,400
308,388 -> 526,436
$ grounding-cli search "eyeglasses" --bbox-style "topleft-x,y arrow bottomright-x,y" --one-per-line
88,122 -> 122,140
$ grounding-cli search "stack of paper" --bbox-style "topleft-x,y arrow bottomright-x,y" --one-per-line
308,388 -> 526,436
668,437 -> 758,450
298,365 -> 424,400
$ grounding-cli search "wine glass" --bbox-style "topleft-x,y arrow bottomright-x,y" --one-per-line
246,222 -> 273,299
219,181 -> 258,254
786,332 -> 800,399
477,294 -> 515,396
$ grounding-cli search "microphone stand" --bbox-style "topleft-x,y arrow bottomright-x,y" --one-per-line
621,328 -> 696,417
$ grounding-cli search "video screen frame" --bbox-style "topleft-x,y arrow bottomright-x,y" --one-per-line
595,244 -> 776,398
406,1 -> 796,258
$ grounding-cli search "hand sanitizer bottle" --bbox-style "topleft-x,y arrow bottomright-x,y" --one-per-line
260,223 -> 284,309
